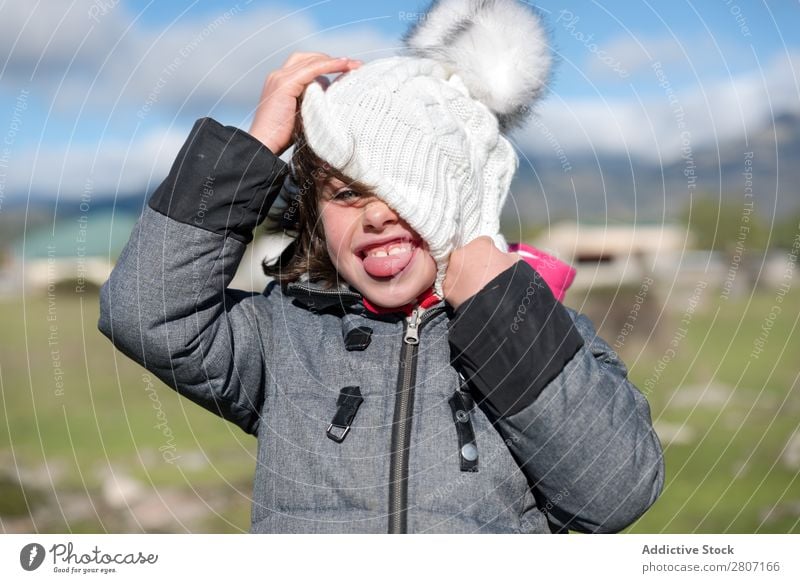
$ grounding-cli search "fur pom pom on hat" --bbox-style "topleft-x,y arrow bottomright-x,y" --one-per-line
403,0 -> 551,131
299,0 -> 552,295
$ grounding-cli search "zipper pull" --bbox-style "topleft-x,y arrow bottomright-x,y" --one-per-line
403,306 -> 423,345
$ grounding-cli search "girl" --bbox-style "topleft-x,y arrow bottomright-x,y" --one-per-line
99,0 -> 664,533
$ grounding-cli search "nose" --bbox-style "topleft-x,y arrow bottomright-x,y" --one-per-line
362,198 -> 398,231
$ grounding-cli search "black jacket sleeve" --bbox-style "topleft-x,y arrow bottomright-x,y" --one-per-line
99,117 -> 289,435
448,259 -> 585,419
148,116 -> 288,243
448,260 -> 665,532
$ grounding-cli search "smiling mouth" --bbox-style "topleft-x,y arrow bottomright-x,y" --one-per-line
358,238 -> 418,278
358,239 -> 415,259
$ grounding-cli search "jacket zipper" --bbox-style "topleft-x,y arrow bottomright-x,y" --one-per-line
288,281 -> 446,532
287,282 -> 362,300
388,304 -> 444,533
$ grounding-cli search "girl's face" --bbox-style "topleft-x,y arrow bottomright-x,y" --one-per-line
319,177 -> 437,309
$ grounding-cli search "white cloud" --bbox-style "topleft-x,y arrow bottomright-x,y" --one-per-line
516,51 -> 800,163
587,35 -> 686,79
2,1 -> 799,200
7,126 -> 187,200
0,0 -> 396,199
0,0 -> 130,81
0,1 -> 395,116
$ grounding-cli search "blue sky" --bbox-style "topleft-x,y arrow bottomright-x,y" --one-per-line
1,0 -> 798,200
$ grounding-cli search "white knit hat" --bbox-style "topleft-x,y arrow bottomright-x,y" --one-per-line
300,0 -> 551,296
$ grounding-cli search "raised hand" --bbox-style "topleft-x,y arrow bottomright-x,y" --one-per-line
248,52 -> 361,155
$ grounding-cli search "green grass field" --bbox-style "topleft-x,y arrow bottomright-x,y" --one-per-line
0,289 -> 257,532
1,282 -> 797,533
598,285 -> 800,533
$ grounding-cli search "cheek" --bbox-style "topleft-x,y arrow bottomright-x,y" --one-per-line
319,205 -> 356,266
421,250 -> 438,280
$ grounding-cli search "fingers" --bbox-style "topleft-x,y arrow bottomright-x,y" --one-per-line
283,51 -> 330,67
282,52 -> 360,74
250,53 -> 361,154
287,56 -> 362,85
277,52 -> 360,82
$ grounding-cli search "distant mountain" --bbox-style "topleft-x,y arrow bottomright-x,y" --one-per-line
0,192 -> 148,249
506,111 -> 800,226
6,191 -> 148,217
3,111 -> 799,250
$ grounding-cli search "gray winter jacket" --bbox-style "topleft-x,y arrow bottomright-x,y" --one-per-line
98,117 -> 664,534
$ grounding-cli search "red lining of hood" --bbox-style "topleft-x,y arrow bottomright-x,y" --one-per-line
362,286 -> 441,316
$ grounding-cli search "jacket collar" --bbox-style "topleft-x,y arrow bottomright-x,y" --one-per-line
284,277 -> 449,351
284,277 -> 363,313
284,277 -> 445,319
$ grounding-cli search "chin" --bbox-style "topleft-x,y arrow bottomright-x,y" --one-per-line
356,277 -> 429,309
334,245 -> 437,309
347,261 -> 436,309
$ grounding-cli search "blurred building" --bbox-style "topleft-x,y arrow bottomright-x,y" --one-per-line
6,212 -> 138,295
532,221 -> 719,291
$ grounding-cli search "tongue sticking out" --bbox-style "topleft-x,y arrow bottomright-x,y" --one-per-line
361,247 -> 415,278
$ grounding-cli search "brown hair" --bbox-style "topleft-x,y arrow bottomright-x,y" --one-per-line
261,97 -> 375,288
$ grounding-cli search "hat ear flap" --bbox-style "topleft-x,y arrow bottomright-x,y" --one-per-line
476,136 -> 516,247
